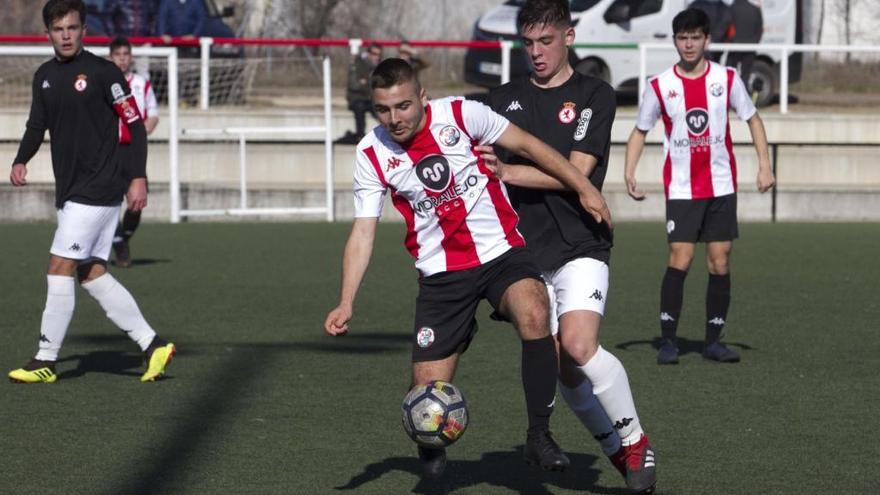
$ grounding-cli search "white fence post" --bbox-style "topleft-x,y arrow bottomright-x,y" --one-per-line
349,38 -> 362,56
500,40 -> 513,85
199,37 -> 213,110
169,47 -> 181,223
323,56 -> 335,222
780,47 -> 789,115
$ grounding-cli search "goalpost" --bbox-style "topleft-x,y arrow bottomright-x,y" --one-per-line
0,44 -> 180,222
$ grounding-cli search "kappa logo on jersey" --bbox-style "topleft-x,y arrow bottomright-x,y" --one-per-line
685,108 -> 709,135
667,89 -> 679,99
574,108 -> 592,142
438,125 -> 461,146
416,155 -> 452,192
416,327 -> 435,348
386,156 -> 404,172
558,101 -> 576,124
74,74 -> 87,92
69,242 -> 81,252
710,82 -> 725,97
506,100 -> 523,112
589,289 -> 603,301
42,80 -> 50,89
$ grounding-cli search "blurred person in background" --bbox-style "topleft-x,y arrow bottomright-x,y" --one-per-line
104,0 -> 157,37
726,0 -> 763,98
109,36 -> 159,268
398,40 -> 430,75
338,42 -> 382,144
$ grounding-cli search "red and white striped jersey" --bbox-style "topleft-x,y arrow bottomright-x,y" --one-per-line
636,61 -> 756,200
353,97 -> 525,276
126,72 -> 158,119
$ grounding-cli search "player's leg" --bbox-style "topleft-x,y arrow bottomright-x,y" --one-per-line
658,199 -> 704,364
553,258 -> 656,492
76,204 -> 175,380
409,269 -> 479,479
545,275 -> 621,463
487,249 -> 568,471
700,194 -> 740,362
10,202 -> 106,383
112,208 -> 142,268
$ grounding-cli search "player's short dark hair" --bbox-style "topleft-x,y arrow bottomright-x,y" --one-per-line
42,0 -> 87,29
370,58 -> 420,91
109,36 -> 131,52
366,42 -> 382,54
672,8 -> 710,35
516,0 -> 571,32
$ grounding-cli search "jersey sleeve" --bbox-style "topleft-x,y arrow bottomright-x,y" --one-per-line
104,63 -> 148,178
104,66 -> 141,125
635,83 -> 662,131
13,70 -> 48,165
571,82 -> 616,160
729,69 -> 757,121
353,148 -> 387,218
460,99 -> 510,145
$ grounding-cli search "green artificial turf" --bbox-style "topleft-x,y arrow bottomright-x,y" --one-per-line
0,222 -> 877,494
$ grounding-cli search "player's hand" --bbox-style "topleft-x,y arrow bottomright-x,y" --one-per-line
578,186 -> 613,229
757,166 -> 776,193
625,174 -> 646,201
126,178 -> 148,212
474,145 -> 505,180
324,304 -> 352,336
10,163 -> 27,186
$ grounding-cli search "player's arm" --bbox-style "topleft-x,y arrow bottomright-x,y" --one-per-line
144,81 -> 160,135
11,72 -> 49,186
494,123 -> 611,226
624,127 -> 648,200
324,217 -> 379,336
730,70 -> 775,193
106,66 -> 149,211
747,113 -> 775,193
476,146 -> 597,190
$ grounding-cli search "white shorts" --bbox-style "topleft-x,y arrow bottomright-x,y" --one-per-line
543,257 -> 609,336
50,201 -> 122,262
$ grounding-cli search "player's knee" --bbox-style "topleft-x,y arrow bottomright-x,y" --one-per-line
515,304 -> 551,340
561,336 -> 599,366
707,255 -> 729,275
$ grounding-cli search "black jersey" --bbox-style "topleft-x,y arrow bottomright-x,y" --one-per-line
488,72 -> 615,271
13,50 -> 147,209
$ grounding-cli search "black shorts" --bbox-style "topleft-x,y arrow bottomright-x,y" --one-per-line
666,194 -> 738,243
411,247 -> 542,362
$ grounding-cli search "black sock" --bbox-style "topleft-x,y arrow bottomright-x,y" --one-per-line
706,273 -> 731,343
521,335 -> 557,433
121,209 -> 142,241
660,267 -> 687,341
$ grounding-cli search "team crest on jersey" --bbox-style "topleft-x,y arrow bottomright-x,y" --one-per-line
74,74 -> 87,92
685,108 -> 709,135
416,155 -> 452,192
558,101 -> 577,124
574,108 -> 592,142
416,327 -> 435,348
438,125 -> 461,146
710,82 -> 725,97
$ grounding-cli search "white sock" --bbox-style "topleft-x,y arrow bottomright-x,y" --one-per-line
559,380 -> 622,456
35,275 -> 76,362
81,273 -> 156,351
581,346 -> 645,446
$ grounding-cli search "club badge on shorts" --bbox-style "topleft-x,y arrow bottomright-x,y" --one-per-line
558,101 -> 576,124
416,327 -> 435,348
74,74 -> 87,92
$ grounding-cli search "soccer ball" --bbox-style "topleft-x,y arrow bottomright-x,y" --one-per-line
401,381 -> 469,448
